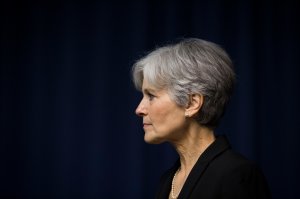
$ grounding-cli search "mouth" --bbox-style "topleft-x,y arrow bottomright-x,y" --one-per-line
143,123 -> 152,128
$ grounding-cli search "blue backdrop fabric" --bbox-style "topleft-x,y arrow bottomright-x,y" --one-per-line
1,1 -> 299,198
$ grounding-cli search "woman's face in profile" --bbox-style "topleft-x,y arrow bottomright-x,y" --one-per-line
135,79 -> 187,144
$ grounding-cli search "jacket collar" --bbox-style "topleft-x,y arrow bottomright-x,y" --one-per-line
156,135 -> 231,199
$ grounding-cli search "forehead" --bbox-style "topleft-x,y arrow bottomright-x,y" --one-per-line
141,79 -> 159,92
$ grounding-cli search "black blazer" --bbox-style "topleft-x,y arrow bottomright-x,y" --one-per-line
155,136 -> 271,199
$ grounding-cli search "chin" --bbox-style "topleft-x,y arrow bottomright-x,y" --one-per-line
144,133 -> 164,144
144,139 -> 163,144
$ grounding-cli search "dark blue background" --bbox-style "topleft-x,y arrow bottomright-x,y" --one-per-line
1,1 -> 299,198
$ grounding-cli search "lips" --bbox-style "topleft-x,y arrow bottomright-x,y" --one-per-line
143,123 -> 152,128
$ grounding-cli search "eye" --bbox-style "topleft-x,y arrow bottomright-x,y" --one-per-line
146,92 -> 155,101
148,93 -> 155,101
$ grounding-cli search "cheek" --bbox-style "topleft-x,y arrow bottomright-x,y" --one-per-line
149,107 -> 166,121
148,103 -> 168,122
149,104 -> 182,125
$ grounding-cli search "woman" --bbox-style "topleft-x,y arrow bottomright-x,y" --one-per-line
132,38 -> 271,199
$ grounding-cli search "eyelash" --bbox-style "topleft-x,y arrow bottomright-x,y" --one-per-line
147,93 -> 155,101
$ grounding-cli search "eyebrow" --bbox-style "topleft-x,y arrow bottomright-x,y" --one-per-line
142,88 -> 157,93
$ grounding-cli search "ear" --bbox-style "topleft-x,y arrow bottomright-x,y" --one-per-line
185,94 -> 204,117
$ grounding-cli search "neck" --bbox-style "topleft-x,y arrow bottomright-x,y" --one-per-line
168,123 -> 215,199
172,123 -> 215,174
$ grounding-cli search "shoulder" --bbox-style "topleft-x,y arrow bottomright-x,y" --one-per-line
209,149 -> 265,183
213,149 -> 257,171
209,149 -> 271,198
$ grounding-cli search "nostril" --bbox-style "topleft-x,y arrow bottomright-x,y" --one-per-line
135,106 -> 145,117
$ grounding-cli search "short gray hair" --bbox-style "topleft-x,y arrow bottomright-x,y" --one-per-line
132,38 -> 235,128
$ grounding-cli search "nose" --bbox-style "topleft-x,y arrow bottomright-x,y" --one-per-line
135,98 -> 147,117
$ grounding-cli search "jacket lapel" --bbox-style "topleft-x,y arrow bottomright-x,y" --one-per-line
178,136 -> 231,199
155,160 -> 180,199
